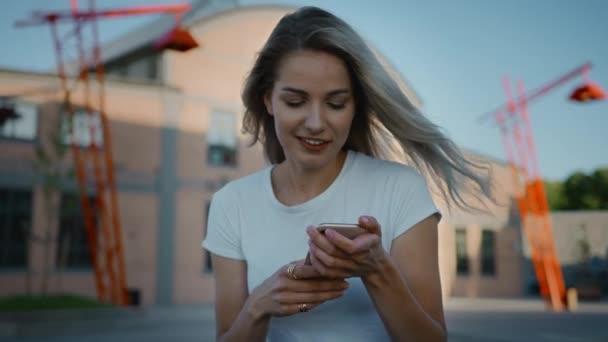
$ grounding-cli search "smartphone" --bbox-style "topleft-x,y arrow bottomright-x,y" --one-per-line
315,223 -> 367,239
304,223 -> 366,265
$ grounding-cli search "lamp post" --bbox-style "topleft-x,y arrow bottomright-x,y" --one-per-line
478,62 -> 604,311
15,0 -> 199,306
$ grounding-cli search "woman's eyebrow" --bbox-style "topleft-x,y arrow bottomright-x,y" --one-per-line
281,87 -> 307,95
326,89 -> 350,96
280,87 -> 350,96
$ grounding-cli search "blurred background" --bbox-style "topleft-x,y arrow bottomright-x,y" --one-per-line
0,1 -> 606,341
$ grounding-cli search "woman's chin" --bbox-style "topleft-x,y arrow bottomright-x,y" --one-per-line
291,150 -> 342,171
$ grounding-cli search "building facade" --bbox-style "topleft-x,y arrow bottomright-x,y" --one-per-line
2,1 -> 604,306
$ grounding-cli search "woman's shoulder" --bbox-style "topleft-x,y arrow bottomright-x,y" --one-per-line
212,166 -> 270,204
350,150 -> 423,181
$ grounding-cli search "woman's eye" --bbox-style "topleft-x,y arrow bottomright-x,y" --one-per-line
328,103 -> 346,110
285,101 -> 304,108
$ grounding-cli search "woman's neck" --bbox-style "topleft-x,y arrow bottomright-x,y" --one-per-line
272,150 -> 347,206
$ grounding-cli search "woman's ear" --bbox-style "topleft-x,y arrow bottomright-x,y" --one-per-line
264,92 -> 274,116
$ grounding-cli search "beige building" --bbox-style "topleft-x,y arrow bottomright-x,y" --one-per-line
1,1 -> 604,306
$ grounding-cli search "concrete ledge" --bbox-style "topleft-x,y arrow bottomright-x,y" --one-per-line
0,305 -> 215,338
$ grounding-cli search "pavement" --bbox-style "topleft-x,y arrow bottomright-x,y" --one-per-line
446,298 -> 608,342
1,298 -> 607,341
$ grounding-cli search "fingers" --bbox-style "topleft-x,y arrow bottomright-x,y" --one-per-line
307,217 -> 382,256
322,228 -> 380,255
309,239 -> 358,271
285,264 -> 349,291
306,226 -> 351,258
350,233 -> 381,254
272,263 -> 349,317
275,303 -> 322,316
358,215 -> 382,235
308,248 -> 352,279
288,261 -> 322,280
276,289 -> 345,305
283,262 -> 349,291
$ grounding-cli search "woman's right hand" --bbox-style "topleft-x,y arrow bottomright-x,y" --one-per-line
247,260 -> 349,318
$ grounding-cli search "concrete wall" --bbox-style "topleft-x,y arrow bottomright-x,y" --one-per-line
521,211 -> 608,292
438,157 -> 525,298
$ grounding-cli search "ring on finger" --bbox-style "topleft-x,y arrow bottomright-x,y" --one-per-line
298,303 -> 308,312
287,263 -> 298,280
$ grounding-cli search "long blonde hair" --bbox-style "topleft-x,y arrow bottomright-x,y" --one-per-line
242,6 -> 491,211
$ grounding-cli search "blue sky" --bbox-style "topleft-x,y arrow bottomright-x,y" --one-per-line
1,0 -> 607,180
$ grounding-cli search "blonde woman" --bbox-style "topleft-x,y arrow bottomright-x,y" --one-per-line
203,6 -> 490,342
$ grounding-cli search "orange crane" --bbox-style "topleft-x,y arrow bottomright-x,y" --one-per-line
478,62 -> 605,311
15,0 -> 198,305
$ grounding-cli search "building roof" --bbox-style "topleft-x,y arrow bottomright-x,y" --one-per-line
99,0 -> 241,65
98,1 -> 424,106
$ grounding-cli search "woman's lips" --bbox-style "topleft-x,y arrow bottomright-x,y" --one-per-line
298,137 -> 330,152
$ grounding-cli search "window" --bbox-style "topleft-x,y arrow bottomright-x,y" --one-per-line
207,111 -> 237,167
125,55 -> 159,80
105,52 -> 160,81
56,193 -> 97,269
481,229 -> 496,276
0,189 -> 32,268
0,102 -> 38,141
203,201 -> 213,273
61,110 -> 103,148
455,228 -> 469,275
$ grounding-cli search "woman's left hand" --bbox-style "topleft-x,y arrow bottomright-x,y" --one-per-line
306,215 -> 389,279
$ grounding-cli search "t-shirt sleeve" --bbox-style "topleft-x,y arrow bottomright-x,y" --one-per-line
389,166 -> 441,241
202,188 -> 245,260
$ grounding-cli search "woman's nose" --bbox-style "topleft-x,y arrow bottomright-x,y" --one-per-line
304,104 -> 324,133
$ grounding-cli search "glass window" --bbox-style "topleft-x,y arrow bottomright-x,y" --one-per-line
0,189 -> 32,268
61,110 -> 103,148
56,193 -> 98,269
207,111 -> 237,167
105,53 -> 160,81
0,102 -> 38,141
455,228 -> 469,275
481,229 -> 496,276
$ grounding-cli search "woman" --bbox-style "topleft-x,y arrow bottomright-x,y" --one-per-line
203,6 -> 490,342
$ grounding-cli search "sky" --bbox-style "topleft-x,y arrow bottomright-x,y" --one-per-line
1,0 -> 607,180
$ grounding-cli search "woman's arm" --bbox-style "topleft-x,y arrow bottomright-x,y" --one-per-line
212,254 -> 349,342
306,215 -> 446,341
361,215 -> 446,341
212,255 -> 269,342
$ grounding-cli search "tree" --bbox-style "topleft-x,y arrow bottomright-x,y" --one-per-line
589,168 -> 608,209
544,180 -> 567,210
545,168 -> 608,210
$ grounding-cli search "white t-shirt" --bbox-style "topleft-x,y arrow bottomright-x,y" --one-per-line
202,150 -> 439,342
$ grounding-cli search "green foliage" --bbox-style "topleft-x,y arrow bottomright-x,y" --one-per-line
545,167 -> 608,210
544,180 -> 567,210
0,295 -> 113,311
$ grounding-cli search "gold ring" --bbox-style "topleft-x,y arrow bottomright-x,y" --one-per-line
298,303 -> 308,312
287,263 -> 298,280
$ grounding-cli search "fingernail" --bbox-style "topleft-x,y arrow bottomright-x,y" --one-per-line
361,216 -> 370,223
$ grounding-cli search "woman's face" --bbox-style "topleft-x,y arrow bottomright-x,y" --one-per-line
264,49 -> 355,170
